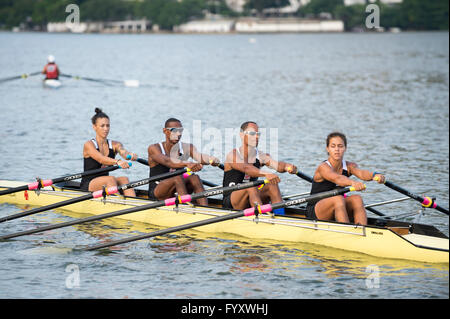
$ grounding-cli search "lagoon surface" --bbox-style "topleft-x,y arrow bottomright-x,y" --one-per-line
0,31 -> 448,299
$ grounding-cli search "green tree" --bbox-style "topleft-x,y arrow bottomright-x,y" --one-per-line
297,0 -> 343,17
401,0 -> 448,30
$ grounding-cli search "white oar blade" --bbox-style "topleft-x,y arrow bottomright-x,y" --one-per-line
124,80 -> 139,87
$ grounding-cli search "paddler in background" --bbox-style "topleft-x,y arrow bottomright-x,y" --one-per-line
80,108 -> 138,196
147,118 -> 221,206
222,121 -> 298,215
42,55 -> 60,80
305,132 -> 386,225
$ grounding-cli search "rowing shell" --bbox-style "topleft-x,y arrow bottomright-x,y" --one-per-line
43,79 -> 62,89
0,180 -> 448,263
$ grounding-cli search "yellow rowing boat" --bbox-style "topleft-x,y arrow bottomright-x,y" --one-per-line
0,179 -> 448,263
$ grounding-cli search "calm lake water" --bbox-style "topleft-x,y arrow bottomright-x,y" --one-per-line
0,31 -> 448,300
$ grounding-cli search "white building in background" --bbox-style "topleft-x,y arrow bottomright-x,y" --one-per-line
234,17 -> 344,32
47,19 -> 150,33
343,0 -> 402,4
225,0 -> 307,13
174,19 -> 235,33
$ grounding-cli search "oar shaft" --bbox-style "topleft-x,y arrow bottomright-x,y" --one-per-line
85,211 -> 245,251
296,171 -> 313,183
0,193 -> 93,226
0,168 -> 187,226
384,181 -> 449,215
0,179 -> 264,241
84,186 -> 354,251
0,165 -> 119,196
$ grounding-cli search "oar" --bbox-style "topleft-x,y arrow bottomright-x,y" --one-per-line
0,167 -> 187,225
60,73 -> 139,87
293,169 -> 387,217
0,71 -> 41,83
135,157 -> 224,187
0,165 -> 121,197
83,185 -> 358,251
0,179 -> 267,241
376,178 -> 449,215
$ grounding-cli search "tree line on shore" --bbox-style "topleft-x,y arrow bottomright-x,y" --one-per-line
0,0 -> 448,31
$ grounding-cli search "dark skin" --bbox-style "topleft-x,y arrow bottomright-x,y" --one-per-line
147,120 -> 220,205
224,123 -> 298,210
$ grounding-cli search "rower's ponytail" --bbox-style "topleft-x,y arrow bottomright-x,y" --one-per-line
91,107 -> 109,124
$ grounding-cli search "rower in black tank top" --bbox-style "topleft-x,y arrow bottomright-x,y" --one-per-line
305,160 -> 350,219
222,148 -> 261,209
148,142 -> 188,200
80,139 -> 115,191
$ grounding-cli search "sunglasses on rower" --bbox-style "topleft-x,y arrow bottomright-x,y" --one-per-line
166,127 -> 184,134
242,130 -> 261,137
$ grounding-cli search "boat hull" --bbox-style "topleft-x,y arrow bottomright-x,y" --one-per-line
43,79 -> 62,89
0,180 -> 448,263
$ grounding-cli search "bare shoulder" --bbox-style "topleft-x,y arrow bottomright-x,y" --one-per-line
84,139 -> 95,149
148,143 -> 162,154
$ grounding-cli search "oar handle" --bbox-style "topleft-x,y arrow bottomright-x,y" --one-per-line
383,180 -> 449,215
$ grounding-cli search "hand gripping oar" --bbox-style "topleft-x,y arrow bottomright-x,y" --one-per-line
0,178 -> 267,241
0,165 -> 122,197
375,178 -> 449,216
0,167 -> 186,225
83,185 -> 358,251
0,71 -> 41,83
293,168 -> 387,218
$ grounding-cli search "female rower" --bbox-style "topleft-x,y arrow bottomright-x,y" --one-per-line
305,132 -> 385,225
80,108 -> 138,196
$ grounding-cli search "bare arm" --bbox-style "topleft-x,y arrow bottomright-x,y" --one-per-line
317,163 -> 365,190
148,144 -> 202,171
259,152 -> 297,174
113,141 -> 137,161
83,140 -> 118,166
189,144 -> 220,166
347,162 -> 385,184
225,150 -> 280,184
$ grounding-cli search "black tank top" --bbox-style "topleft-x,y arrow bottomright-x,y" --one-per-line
148,142 -> 189,194
307,160 -> 350,206
80,139 -> 115,191
222,148 -> 261,198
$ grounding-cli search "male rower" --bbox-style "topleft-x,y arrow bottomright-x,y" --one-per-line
222,121 -> 298,215
42,55 -> 60,80
147,118 -> 221,205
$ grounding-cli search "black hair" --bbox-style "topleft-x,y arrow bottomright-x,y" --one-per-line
165,118 -> 181,127
240,121 -> 258,131
326,132 -> 347,147
91,108 -> 109,125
